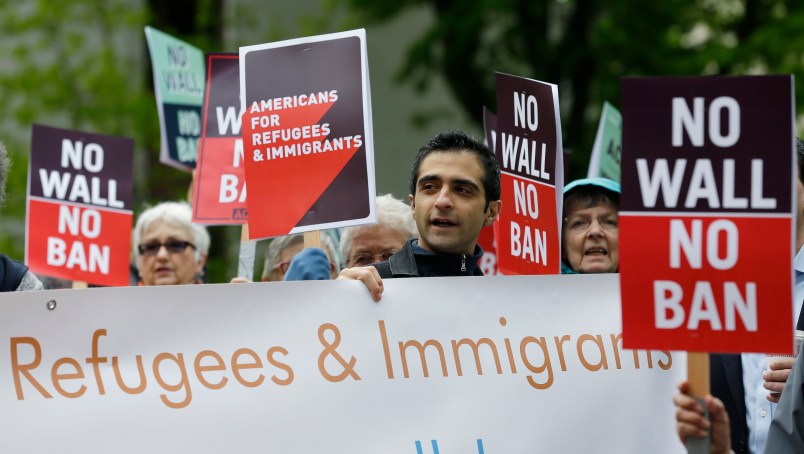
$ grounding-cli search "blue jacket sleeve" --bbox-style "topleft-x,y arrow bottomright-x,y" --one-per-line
283,248 -> 331,281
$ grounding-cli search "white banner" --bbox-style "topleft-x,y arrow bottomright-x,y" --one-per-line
0,274 -> 684,453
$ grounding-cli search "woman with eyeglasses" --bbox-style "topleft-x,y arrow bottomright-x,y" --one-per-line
561,178 -> 620,274
132,201 -> 210,286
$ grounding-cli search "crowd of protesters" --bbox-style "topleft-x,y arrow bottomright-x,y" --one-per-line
4,129 -> 803,452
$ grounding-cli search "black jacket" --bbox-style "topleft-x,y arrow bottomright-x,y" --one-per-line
0,254 -> 29,292
372,239 -> 484,278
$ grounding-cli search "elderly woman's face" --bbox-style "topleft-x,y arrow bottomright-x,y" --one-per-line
136,220 -> 205,286
563,200 -> 619,273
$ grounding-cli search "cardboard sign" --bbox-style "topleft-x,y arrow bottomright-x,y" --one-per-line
587,101 -> 622,182
145,26 -> 205,171
493,73 -> 563,275
192,53 -> 247,224
239,29 -> 375,239
0,274 -> 684,453
26,124 -> 134,286
620,76 -> 795,353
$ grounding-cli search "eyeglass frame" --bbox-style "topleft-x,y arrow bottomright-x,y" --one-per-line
563,213 -> 619,234
137,240 -> 196,256
347,250 -> 399,267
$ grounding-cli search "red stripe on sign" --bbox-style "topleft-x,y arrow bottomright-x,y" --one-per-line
241,100 -> 362,238
619,214 -> 792,353
27,199 -> 133,287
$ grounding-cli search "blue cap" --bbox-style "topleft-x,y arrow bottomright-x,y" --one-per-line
563,177 -> 621,195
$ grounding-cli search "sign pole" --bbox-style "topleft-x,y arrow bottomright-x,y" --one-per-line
304,230 -> 322,249
686,352 -> 710,453
237,224 -> 256,280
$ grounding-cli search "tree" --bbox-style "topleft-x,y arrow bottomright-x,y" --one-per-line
339,0 -> 804,176
0,0 -> 232,281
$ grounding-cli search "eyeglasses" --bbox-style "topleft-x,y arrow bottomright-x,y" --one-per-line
138,240 -> 196,256
272,260 -> 337,275
564,215 -> 619,234
348,250 -> 398,267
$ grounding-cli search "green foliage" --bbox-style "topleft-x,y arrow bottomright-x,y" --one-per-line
0,0 -> 153,262
338,0 -> 804,177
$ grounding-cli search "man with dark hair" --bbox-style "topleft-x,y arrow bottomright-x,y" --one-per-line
675,138 -> 804,453
0,142 -> 43,292
338,130 -> 502,301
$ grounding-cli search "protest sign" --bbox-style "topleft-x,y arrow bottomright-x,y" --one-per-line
479,107 -> 499,275
620,76 -> 795,353
145,26 -> 205,171
26,124 -> 134,286
239,29 -> 375,239
494,73 -> 563,275
587,101 -> 622,182
476,226 -> 499,276
0,274 -> 683,453
192,53 -> 247,224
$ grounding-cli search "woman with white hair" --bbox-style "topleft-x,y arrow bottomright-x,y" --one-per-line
132,201 -> 210,286
283,194 -> 417,280
340,194 -> 418,268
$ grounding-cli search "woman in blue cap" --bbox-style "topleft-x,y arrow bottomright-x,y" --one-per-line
561,177 -> 621,274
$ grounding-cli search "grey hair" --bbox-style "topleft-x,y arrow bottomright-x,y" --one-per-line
132,201 -> 210,261
340,194 -> 418,260
0,142 -> 10,204
261,233 -> 339,279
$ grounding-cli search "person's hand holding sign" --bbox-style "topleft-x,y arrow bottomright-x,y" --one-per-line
764,357 -> 796,402
673,381 -> 731,454
337,266 -> 384,302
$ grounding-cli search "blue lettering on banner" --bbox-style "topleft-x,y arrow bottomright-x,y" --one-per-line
414,439 -> 485,453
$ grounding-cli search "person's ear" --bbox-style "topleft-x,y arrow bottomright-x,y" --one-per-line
484,200 -> 502,226
409,194 -> 416,216
195,252 -> 208,276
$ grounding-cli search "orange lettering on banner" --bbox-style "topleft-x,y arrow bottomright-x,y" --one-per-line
231,348 -> 265,388
152,353 -> 192,409
452,338 -> 503,376
634,350 -> 654,369
500,318 -> 518,373
267,347 -> 294,386
553,335 -> 571,371
576,334 -> 608,372
194,350 -> 229,390
399,339 -> 448,378
609,333 -> 673,371
112,355 -> 147,394
85,329 -> 107,394
520,336 -> 553,390
51,357 -> 87,398
378,320 -> 395,379
11,337 -> 53,399
609,334 -> 625,369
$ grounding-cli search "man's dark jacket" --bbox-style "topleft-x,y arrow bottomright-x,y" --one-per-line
712,306 -> 804,453
711,354 -> 748,453
372,239 -> 484,278
0,254 -> 28,292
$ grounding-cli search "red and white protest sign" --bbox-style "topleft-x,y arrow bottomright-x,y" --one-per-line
620,76 -> 795,353
480,107 -> 500,275
192,53 -> 247,224
493,73 -> 563,275
26,125 -> 134,286
239,29 -> 375,239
